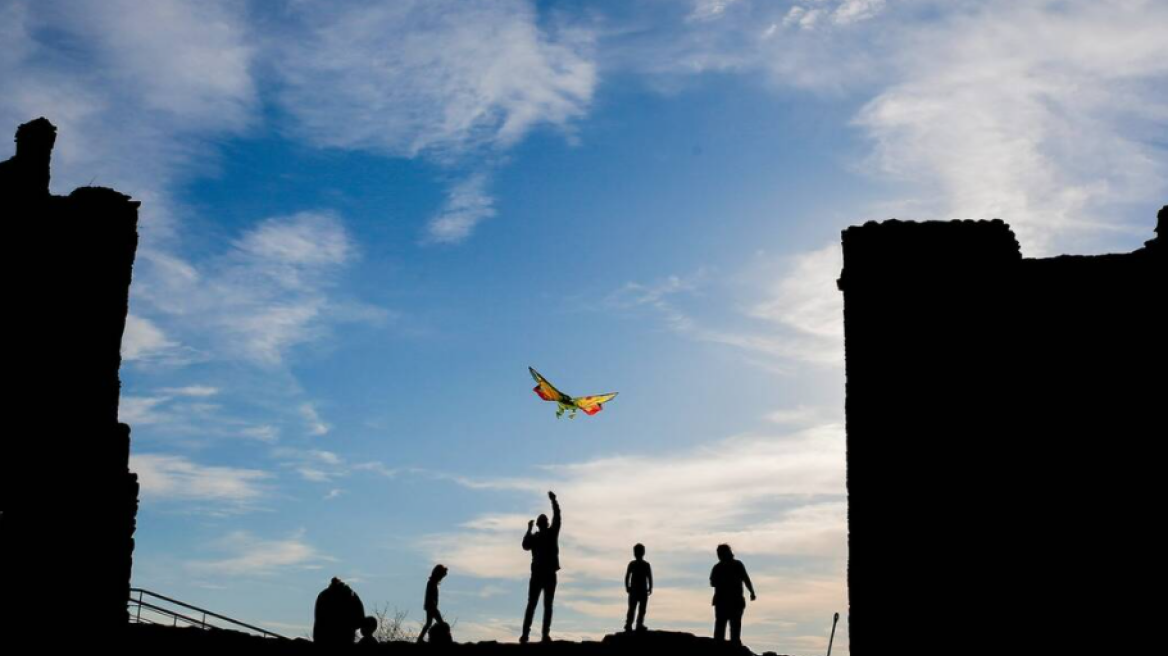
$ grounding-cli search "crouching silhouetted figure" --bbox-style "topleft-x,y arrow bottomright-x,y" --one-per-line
418,564 -> 449,643
710,544 -> 755,646
358,616 -> 378,650
624,543 -> 653,632
521,491 -> 562,643
314,577 -> 366,649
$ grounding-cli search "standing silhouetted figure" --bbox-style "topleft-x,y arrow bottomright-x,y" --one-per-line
418,564 -> 449,643
624,543 -> 653,632
521,491 -> 561,643
710,544 -> 755,646
314,577 -> 366,648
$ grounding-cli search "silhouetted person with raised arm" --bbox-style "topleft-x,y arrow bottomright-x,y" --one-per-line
418,564 -> 448,643
314,577 -> 366,648
521,491 -> 562,643
624,543 -> 653,632
710,544 -> 755,646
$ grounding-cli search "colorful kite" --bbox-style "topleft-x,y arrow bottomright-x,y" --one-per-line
529,367 -> 618,419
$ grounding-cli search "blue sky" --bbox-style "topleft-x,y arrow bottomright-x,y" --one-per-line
4,1 -> 1167,653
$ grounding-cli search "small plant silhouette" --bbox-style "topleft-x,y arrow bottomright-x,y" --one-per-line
373,604 -> 418,643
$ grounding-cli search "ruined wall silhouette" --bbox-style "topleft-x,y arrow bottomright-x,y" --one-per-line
839,209 -> 1163,654
0,118 -> 140,641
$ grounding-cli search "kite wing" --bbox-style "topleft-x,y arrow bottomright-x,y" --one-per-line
572,393 -> 618,416
530,367 -> 570,404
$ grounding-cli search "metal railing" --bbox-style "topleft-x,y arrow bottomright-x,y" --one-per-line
128,587 -> 289,640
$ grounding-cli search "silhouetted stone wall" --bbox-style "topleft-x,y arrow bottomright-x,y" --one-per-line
839,210 -> 1163,653
0,118 -> 140,642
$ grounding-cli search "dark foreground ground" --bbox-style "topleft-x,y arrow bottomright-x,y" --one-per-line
128,625 -> 783,656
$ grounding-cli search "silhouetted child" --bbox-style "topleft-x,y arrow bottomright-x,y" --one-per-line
358,616 -> 378,649
624,543 -> 653,632
418,564 -> 448,643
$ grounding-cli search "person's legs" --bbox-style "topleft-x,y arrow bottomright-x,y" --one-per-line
714,607 -> 728,642
625,596 -> 637,631
418,611 -> 434,643
636,596 -> 647,630
541,573 -> 557,640
730,608 -> 743,646
521,575 -> 542,642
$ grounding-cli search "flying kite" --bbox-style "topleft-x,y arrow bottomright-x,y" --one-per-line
529,367 -> 618,419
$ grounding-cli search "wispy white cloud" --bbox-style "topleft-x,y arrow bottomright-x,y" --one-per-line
273,447 -> 349,483
240,425 -> 281,444
131,453 -> 271,510
426,172 -> 498,244
603,269 -> 710,334
121,314 -> 183,363
830,0 -> 888,26
135,211 -> 380,366
767,405 -> 843,428
731,244 -> 844,366
607,247 -> 843,369
687,0 -> 744,23
272,449 -> 406,485
299,403 -> 332,437
53,0 -> 256,129
119,396 -> 173,426
158,385 -> 219,398
275,0 -> 595,159
352,462 -> 404,479
780,0 -> 887,32
188,529 -> 333,577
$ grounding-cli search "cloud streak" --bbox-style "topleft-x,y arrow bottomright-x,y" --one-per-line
275,0 -> 596,159
607,247 -> 844,369
188,529 -> 333,577
134,211 -> 377,366
131,453 -> 271,511
426,172 -> 498,244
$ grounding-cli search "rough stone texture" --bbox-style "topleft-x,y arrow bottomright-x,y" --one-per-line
0,118 -> 140,643
839,211 -> 1163,653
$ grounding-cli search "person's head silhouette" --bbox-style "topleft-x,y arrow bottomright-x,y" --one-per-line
634,543 -> 646,560
717,544 -> 733,562
361,616 -> 377,639
536,514 -> 549,531
431,564 -> 448,581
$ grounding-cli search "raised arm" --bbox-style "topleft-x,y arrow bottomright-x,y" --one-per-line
549,491 -> 561,532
